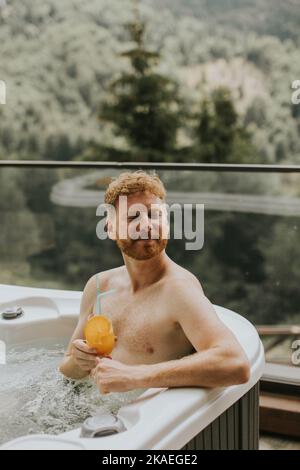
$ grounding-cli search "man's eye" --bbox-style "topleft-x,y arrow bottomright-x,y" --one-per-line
150,212 -> 162,219
128,212 -> 141,220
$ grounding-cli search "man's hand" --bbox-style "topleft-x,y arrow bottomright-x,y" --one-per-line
91,357 -> 145,394
70,339 -> 98,372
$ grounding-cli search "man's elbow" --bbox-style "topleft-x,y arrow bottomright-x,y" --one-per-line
59,358 -> 89,380
219,343 -> 251,385
58,361 -> 67,377
233,357 -> 250,384
58,359 -> 73,379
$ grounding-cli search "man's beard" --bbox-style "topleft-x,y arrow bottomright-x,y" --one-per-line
116,237 -> 168,260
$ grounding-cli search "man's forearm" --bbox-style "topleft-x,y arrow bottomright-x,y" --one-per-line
59,356 -> 90,380
136,348 -> 250,389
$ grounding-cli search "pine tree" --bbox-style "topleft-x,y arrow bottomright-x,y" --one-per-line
194,87 -> 256,163
98,14 -> 181,160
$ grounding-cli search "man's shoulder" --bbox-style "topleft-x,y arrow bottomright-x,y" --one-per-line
94,265 -> 126,290
161,266 -> 204,299
84,265 -> 125,293
160,268 -> 209,323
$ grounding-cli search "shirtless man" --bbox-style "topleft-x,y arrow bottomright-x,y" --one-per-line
59,171 -> 250,394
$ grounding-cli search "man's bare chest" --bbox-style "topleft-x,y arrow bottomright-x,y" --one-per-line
92,292 -> 190,360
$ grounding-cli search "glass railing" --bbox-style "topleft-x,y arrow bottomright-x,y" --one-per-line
1,161 -> 300,369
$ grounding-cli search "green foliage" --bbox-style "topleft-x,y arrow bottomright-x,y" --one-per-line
147,0 -> 300,42
0,168 -> 40,262
193,88 -> 257,163
0,0 -> 299,163
99,19 -> 181,153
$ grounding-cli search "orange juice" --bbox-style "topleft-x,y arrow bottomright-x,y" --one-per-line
84,315 -> 116,355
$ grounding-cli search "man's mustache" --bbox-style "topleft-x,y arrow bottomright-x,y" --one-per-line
131,230 -> 159,240
134,237 -> 159,241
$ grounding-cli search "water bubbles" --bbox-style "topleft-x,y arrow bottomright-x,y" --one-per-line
0,339 -> 143,445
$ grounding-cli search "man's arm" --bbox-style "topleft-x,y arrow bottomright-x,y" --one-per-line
138,279 -> 250,388
59,275 -> 99,380
92,279 -> 250,393
138,347 -> 249,389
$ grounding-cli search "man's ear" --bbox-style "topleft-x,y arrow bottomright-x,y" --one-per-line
106,217 -> 117,241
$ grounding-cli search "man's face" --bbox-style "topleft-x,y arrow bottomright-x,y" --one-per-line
109,191 -> 169,260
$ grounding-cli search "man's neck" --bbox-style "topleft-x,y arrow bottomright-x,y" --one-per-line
123,251 -> 172,292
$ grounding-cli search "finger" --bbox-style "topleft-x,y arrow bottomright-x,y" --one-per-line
75,341 -> 97,354
90,362 -> 102,377
74,350 -> 98,361
75,356 -> 97,366
95,354 -> 111,362
73,341 -> 97,355
73,339 -> 93,349
76,360 -> 95,371
75,358 -> 98,371
100,357 -> 113,364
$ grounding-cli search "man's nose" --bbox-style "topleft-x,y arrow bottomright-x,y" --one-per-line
139,214 -> 153,235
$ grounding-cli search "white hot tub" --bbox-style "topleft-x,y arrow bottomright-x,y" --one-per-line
0,284 -> 264,450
